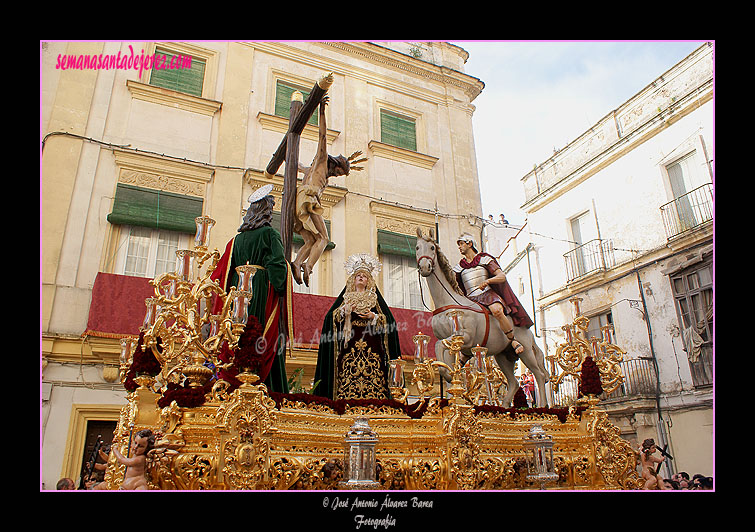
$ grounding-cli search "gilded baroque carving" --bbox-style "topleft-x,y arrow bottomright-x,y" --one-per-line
216,382 -> 278,490
106,371 -> 642,490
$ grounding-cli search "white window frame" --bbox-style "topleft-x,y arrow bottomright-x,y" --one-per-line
113,225 -> 190,279
381,253 -> 429,311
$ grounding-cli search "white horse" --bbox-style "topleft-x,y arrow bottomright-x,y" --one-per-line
415,228 -> 550,407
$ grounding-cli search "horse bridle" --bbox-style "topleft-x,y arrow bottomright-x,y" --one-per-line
416,253 -> 466,309
416,255 -> 435,311
416,255 -> 435,269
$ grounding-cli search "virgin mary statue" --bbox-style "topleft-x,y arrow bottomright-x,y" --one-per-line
312,253 -> 401,400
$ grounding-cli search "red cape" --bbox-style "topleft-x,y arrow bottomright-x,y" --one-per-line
457,253 -> 534,329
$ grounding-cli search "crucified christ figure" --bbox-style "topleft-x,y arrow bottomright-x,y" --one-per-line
291,94 -> 366,286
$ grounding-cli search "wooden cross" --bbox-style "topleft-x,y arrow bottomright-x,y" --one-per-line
264,72 -> 333,262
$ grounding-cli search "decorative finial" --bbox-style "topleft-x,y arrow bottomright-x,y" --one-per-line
318,72 -> 334,90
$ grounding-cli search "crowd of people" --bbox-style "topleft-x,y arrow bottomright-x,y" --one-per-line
663,472 -> 714,490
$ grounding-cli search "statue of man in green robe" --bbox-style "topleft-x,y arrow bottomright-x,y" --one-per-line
211,184 -> 292,393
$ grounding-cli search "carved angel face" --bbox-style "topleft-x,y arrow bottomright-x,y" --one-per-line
131,435 -> 149,456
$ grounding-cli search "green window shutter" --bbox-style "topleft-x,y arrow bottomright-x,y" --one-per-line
275,81 -> 318,126
270,211 -> 334,250
149,47 -> 206,97
380,110 -> 417,151
377,229 -> 416,258
107,184 -> 203,234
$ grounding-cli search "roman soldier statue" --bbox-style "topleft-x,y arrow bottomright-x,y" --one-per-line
453,233 -> 533,354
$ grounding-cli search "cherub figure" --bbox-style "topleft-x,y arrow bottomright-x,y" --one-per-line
291,94 -> 366,286
639,438 -> 667,490
112,428 -> 155,490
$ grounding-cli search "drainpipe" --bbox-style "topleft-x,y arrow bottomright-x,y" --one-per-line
635,268 -> 673,477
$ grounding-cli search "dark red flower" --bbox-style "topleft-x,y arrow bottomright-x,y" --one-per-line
238,315 -> 264,350
124,333 -> 162,392
232,315 -> 265,373
157,380 -> 213,408
513,387 -> 529,408
578,355 -> 603,397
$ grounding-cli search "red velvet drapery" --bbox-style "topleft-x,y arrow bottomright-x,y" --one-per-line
83,272 -> 437,358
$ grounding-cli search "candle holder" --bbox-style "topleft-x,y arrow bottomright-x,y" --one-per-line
175,249 -> 195,282
142,298 -> 158,330
193,215 -> 215,251
413,331 -> 430,363
411,332 -> 435,400
388,359 -> 408,402
136,214 -> 270,391
440,333 -> 466,403
447,310 -> 463,336
483,355 -> 505,406
548,297 -> 626,397
182,349 -> 214,388
235,264 -> 261,293
231,290 -> 252,334
464,345 -> 489,405
410,328 -> 469,404
119,336 -> 137,383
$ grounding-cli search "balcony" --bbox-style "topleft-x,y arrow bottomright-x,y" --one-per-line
563,239 -> 615,283
550,357 -> 659,406
660,183 -> 714,240
688,343 -> 713,388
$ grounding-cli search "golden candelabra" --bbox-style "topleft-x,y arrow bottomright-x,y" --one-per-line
119,215 -> 261,391
409,311 -> 507,406
548,297 -> 626,396
408,311 -> 467,404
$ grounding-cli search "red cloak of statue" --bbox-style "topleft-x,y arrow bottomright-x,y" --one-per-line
456,252 -> 534,329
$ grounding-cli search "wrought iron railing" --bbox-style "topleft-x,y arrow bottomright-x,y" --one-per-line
563,239 -> 615,282
660,183 -> 713,239
550,357 -> 658,406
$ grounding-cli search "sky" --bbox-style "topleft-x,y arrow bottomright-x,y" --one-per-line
450,40 -> 708,226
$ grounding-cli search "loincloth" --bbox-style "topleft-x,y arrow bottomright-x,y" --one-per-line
294,184 -> 326,236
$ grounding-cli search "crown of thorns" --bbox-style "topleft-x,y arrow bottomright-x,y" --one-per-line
347,150 -> 368,172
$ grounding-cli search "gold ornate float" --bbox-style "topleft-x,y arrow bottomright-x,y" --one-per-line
100,216 -> 643,491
